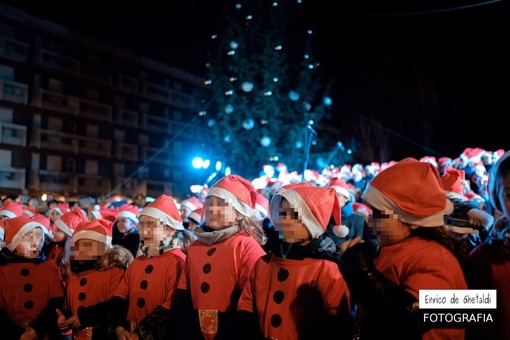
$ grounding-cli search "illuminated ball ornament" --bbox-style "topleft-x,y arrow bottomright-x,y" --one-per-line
224,135 -> 232,143
242,81 -> 254,92
288,91 -> 300,101
260,136 -> 271,147
207,119 -> 216,127
225,104 -> 234,114
230,41 -> 239,50
295,140 -> 303,149
242,118 -> 255,130
323,96 -> 333,106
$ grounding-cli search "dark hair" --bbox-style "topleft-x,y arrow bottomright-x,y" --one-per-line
489,151 -> 510,212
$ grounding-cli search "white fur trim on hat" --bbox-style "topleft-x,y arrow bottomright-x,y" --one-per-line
54,218 -> 74,237
0,209 -> 17,219
208,187 -> 255,217
0,226 -> 4,240
117,211 -> 139,223
7,221 -> 45,252
70,230 -> 112,247
331,186 -> 351,201
23,210 -> 35,217
140,207 -> 184,230
270,190 -> 323,239
363,186 -> 453,227
90,210 -> 101,220
53,207 -> 63,216
256,203 -> 268,217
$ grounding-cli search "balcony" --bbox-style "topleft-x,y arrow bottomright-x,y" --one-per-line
0,79 -> 29,104
0,166 -> 25,190
140,81 -> 172,104
36,170 -> 75,193
140,113 -> 172,133
32,129 -> 111,157
79,97 -> 112,122
172,91 -> 194,109
0,121 -> 26,146
33,48 -> 80,76
32,89 -> 79,115
145,179 -> 173,197
141,145 -> 170,165
76,174 -> 111,195
115,142 -> 138,161
113,177 -> 139,197
115,74 -> 139,94
80,67 -> 113,86
117,108 -> 138,127
0,37 -> 29,63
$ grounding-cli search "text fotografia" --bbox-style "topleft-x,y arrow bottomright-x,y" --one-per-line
419,290 -> 497,328
419,309 -> 495,328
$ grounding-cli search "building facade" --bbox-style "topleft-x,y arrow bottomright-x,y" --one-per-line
0,5 -> 210,201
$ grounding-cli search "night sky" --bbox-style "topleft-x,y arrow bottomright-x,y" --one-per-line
6,0 -> 509,161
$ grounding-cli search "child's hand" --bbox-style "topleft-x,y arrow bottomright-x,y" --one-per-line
56,308 -> 69,332
19,327 -> 37,340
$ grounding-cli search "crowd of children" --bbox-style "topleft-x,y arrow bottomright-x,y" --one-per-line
0,146 -> 508,339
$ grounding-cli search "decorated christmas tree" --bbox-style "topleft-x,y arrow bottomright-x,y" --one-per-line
204,0 -> 333,178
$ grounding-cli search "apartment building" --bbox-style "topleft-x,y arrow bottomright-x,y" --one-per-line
0,5 -> 210,200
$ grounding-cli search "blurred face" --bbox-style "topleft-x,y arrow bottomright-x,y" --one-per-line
180,205 -> 193,222
138,215 -> 175,246
71,239 -> 106,261
336,192 -> 349,208
116,218 -> 136,234
14,228 -> 44,259
497,172 -> 510,219
368,207 -> 411,246
50,209 -> 63,223
273,198 -> 310,244
205,196 -> 238,230
52,229 -> 67,243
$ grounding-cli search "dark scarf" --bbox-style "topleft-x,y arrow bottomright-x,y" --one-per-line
271,234 -> 340,262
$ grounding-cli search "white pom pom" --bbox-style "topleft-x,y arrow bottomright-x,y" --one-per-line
333,225 -> 349,238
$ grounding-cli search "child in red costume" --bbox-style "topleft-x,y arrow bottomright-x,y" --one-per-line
108,194 -> 195,339
238,186 -> 353,339
0,215 -> 65,339
55,219 -> 129,339
179,175 -> 266,339
339,158 -> 468,339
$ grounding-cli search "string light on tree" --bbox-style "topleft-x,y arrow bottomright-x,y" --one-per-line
243,118 -> 255,130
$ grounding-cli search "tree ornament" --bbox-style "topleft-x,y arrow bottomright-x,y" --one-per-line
207,119 -> 216,127
323,96 -> 333,106
225,104 -> 234,114
260,136 -> 271,147
288,91 -> 300,101
242,118 -> 255,130
224,135 -> 232,143
295,140 -> 303,149
242,81 -> 254,92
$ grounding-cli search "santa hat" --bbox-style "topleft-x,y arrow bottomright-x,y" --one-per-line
270,187 -> 345,240
3,215 -> 47,252
116,204 -> 139,223
70,219 -> 113,248
180,196 -> 202,212
438,157 -> 453,168
55,208 -> 88,237
207,175 -> 257,217
0,220 -> 4,240
32,213 -> 52,240
22,205 -> 37,217
362,158 -> 453,227
51,203 -> 70,216
441,167 -> 466,200
188,208 -> 204,225
328,178 -> 351,201
139,194 -> 184,230
255,192 -> 269,218
90,208 -> 118,223
0,201 -> 23,219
